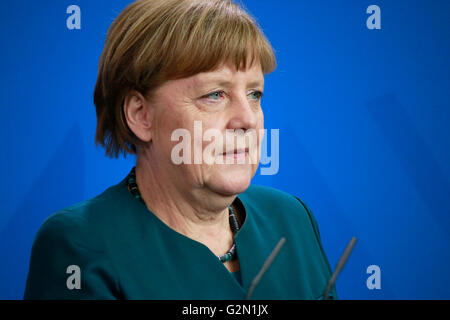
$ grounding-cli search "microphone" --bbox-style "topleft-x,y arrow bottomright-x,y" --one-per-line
246,237 -> 286,300
322,237 -> 357,300
245,236 -> 357,300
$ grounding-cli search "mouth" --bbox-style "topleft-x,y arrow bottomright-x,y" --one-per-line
219,147 -> 249,158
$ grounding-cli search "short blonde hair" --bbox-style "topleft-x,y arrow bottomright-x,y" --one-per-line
94,0 -> 277,158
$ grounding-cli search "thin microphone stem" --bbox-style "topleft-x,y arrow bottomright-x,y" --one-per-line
323,237 -> 357,300
246,237 -> 286,300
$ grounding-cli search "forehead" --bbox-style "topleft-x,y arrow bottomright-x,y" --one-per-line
192,61 -> 264,86
150,61 -> 264,101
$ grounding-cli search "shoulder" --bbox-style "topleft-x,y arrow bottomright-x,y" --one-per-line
239,184 -> 312,218
239,184 -> 319,235
240,184 -> 300,204
35,179 -> 128,251
239,185 -> 336,299
24,182 -> 127,299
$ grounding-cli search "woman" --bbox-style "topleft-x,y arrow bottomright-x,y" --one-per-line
24,0 -> 337,299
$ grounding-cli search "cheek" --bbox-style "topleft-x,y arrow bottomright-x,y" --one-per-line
153,104 -> 189,158
155,104 -> 212,169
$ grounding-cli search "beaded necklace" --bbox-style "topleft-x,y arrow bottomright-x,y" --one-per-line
126,167 -> 239,263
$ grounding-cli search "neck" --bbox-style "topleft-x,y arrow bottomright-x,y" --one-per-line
134,151 -> 236,254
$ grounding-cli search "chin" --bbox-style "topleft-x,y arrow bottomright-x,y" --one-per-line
207,165 -> 254,196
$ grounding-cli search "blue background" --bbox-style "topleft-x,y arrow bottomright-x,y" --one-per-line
0,0 -> 449,299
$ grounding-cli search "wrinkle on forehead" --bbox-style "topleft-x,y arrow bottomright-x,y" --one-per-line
148,60 -> 264,103
191,62 -> 264,88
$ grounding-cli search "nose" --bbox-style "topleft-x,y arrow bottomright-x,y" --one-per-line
227,94 -> 259,131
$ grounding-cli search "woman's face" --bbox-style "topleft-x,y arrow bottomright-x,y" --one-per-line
148,61 -> 265,197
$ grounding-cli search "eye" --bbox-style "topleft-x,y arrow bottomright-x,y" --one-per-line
248,90 -> 263,100
203,91 -> 226,101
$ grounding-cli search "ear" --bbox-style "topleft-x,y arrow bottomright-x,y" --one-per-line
123,90 -> 153,143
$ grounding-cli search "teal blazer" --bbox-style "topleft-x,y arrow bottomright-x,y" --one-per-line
24,172 -> 337,300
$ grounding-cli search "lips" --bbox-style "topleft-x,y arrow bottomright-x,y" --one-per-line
220,147 -> 249,156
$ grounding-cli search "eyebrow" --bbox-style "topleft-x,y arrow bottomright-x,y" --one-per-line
196,77 -> 265,89
247,79 -> 265,88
